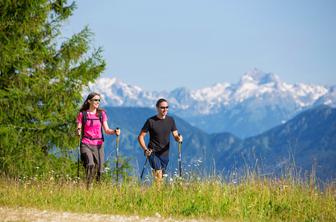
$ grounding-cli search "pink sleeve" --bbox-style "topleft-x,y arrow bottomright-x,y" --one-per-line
76,112 -> 83,124
102,111 -> 108,122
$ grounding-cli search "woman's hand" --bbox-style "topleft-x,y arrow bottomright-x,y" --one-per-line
107,128 -> 120,135
115,128 -> 121,136
77,128 -> 81,137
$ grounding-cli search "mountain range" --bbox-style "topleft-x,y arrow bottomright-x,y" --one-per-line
89,69 -> 335,138
104,105 -> 336,181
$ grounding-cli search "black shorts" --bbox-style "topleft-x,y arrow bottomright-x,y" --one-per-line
148,152 -> 169,171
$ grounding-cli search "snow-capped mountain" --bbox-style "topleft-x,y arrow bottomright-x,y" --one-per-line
87,69 -> 335,137
88,77 -> 158,107
313,85 -> 336,107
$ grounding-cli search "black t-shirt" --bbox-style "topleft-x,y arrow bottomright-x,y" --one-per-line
141,115 -> 177,156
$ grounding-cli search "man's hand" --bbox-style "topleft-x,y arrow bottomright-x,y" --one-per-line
173,131 -> 183,143
144,149 -> 152,157
178,134 -> 183,143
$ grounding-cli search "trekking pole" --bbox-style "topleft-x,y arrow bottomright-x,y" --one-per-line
115,127 -> 120,183
77,133 -> 82,179
140,158 -> 148,180
178,134 -> 182,177
77,146 -> 80,178
105,150 -> 114,163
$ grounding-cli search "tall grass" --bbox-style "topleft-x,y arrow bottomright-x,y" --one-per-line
1,175 -> 335,221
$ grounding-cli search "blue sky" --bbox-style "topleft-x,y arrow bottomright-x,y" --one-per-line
62,0 -> 336,91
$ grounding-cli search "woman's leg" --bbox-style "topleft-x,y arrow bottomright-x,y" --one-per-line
80,144 -> 96,188
93,144 -> 104,182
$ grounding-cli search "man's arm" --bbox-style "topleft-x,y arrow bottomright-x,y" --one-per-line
138,130 -> 152,157
172,130 -> 183,142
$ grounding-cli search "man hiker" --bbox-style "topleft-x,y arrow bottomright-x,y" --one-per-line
138,98 -> 183,185
77,92 -> 121,189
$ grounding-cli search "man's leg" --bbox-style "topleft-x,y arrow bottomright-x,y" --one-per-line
152,169 -> 163,184
149,154 -> 164,186
156,155 -> 169,185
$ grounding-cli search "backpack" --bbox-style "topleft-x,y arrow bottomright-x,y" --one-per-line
81,111 -> 104,141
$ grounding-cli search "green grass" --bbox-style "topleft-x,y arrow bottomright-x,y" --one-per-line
0,177 -> 335,221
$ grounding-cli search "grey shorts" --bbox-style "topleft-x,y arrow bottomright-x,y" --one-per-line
80,143 -> 104,173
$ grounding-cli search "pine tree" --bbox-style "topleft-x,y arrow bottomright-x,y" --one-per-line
0,0 -> 105,178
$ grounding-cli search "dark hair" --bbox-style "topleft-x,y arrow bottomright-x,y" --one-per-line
79,92 -> 104,114
156,98 -> 168,108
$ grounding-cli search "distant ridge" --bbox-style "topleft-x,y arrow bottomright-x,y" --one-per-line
90,69 -> 335,137
104,105 -> 336,181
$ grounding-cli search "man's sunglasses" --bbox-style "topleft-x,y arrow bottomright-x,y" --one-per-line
160,106 -> 169,109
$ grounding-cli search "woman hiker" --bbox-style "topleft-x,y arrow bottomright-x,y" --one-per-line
77,92 -> 120,188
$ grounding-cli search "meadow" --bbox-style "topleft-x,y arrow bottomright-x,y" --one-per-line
1,174 -> 335,222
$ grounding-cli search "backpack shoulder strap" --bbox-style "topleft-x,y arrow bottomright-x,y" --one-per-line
98,111 -> 104,141
81,111 -> 88,126
98,111 -> 103,123
81,111 -> 87,133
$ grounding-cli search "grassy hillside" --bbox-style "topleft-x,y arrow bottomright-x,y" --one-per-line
1,176 -> 335,221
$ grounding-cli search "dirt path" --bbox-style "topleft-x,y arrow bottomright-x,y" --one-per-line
0,207 -> 218,222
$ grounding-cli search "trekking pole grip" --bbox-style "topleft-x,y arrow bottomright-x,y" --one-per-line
178,133 -> 182,144
115,127 -> 121,183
